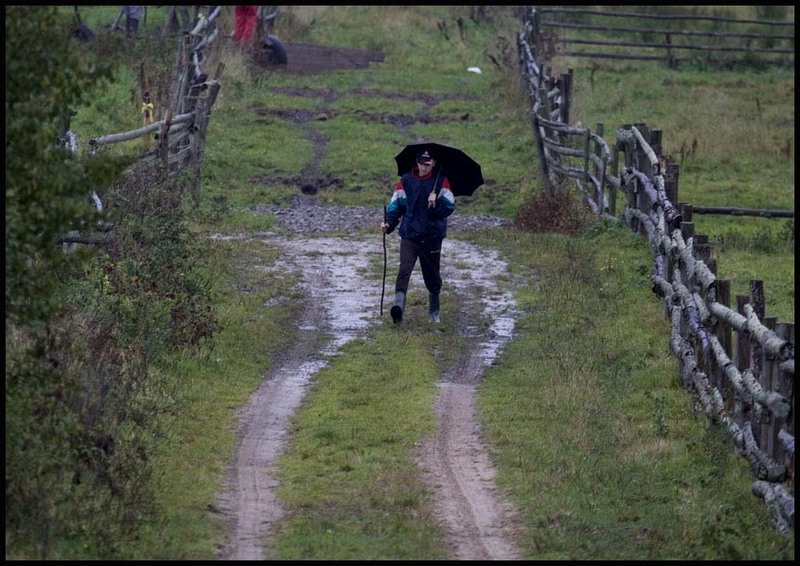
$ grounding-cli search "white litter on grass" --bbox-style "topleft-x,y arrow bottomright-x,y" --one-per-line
467,67 -> 482,74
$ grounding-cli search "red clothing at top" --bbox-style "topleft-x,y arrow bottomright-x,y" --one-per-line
234,6 -> 258,43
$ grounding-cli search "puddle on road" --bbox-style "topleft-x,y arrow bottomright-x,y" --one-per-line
269,236 -> 384,355
214,232 -> 519,367
442,239 -> 519,367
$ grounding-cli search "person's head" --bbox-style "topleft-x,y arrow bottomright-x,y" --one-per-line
416,149 -> 436,174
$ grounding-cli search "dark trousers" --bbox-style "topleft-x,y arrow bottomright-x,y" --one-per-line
395,238 -> 442,296
126,17 -> 140,36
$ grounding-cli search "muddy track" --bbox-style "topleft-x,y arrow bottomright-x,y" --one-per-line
216,228 -> 524,560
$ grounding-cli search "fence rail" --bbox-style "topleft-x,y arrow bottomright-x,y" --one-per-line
518,6 -> 794,534
690,205 -> 794,219
531,6 -> 795,68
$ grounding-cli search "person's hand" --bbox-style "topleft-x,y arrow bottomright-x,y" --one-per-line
381,221 -> 389,234
428,191 -> 436,208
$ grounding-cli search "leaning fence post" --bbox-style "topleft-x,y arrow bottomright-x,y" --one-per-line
531,112 -> 550,192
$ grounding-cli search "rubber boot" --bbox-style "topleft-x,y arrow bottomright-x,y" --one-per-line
428,293 -> 441,323
390,291 -> 406,324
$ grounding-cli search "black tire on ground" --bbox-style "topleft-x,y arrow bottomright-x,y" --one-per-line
263,34 -> 288,65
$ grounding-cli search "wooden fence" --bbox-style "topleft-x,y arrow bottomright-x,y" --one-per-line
93,6 -> 223,193
518,6 -> 794,534
57,5 -> 224,237
529,6 -> 795,68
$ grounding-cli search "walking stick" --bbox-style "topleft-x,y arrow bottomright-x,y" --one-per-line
381,205 -> 387,316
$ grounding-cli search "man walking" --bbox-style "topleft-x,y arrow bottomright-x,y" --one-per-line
381,149 -> 455,324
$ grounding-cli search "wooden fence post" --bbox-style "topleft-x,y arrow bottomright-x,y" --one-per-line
538,85 -> 561,183
562,69 -> 573,125
716,279 -> 734,414
693,234 -> 711,376
531,6 -> 542,57
664,159 -> 680,204
633,123 -> 650,236
593,123 -> 605,215
735,295 -> 752,429
749,281 -> 766,445
582,128 -> 592,206
609,140 -> 620,216
775,322 -> 794,488
762,316 -> 778,455
650,128 -> 662,166
678,204 -> 694,324
531,113 -> 550,192
706,256 -> 722,390
618,125 -> 637,232
679,218 -> 693,242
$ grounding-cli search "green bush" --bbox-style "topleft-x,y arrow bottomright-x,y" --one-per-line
6,7 -> 216,558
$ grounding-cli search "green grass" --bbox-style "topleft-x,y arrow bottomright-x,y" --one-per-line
471,224 -> 793,559
40,5 -> 794,560
562,56 -> 794,321
271,333 -> 447,560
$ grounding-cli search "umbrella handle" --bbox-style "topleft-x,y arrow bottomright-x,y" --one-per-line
429,170 -> 441,207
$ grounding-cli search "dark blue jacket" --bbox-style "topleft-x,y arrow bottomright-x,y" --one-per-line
385,166 -> 455,242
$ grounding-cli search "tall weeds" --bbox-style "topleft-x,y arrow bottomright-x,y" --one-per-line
6,163 -> 216,558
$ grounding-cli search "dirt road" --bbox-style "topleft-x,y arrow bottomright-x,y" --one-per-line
216,39 -> 525,558
215,200 -> 524,560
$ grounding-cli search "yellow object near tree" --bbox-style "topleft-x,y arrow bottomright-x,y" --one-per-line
141,98 -> 154,126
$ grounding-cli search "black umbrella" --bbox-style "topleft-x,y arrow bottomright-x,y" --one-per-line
394,141 -> 484,197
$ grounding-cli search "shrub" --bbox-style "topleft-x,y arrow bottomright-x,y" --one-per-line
513,188 -> 590,235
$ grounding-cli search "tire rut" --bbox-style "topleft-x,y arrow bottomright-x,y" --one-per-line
217,234 -> 381,560
414,240 -> 523,560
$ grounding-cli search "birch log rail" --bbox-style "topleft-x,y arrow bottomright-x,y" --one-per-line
89,113 -> 193,148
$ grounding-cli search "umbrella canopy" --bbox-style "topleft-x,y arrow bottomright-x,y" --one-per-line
394,141 -> 484,197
